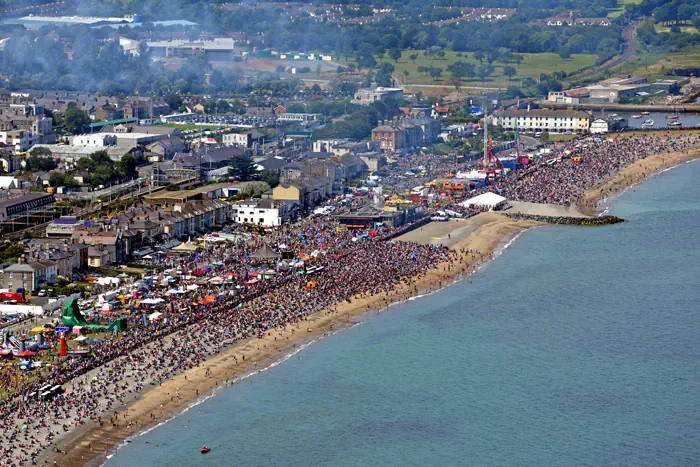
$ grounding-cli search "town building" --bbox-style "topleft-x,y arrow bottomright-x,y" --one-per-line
0,258 -> 57,292
223,132 -> 252,148
46,216 -> 87,238
334,204 -> 406,229
590,118 -> 628,134
588,83 -> 651,103
547,92 -> 580,105
353,87 -> 404,105
490,109 -> 591,133
276,113 -> 322,123
234,198 -> 294,226
371,117 -> 439,151
146,38 -> 237,61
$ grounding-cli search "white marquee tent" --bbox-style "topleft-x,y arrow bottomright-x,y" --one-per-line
461,192 -> 507,210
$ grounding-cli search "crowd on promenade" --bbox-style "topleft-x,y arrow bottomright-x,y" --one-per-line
1,131 -> 699,466
492,133 -> 700,205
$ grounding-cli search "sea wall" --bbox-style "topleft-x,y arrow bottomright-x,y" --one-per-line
504,213 -> 624,226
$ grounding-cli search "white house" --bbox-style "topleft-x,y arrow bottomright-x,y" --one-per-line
490,109 -> 591,134
222,132 -> 251,148
234,198 -> 292,227
71,134 -> 118,146
0,130 -> 37,152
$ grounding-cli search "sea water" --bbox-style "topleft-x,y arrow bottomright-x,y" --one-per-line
106,161 -> 700,467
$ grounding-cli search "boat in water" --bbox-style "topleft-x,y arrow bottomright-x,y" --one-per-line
642,111 -> 650,115
668,121 -> 682,127
631,115 -> 642,119
642,119 -> 655,128
666,115 -> 679,119
201,446 -> 211,454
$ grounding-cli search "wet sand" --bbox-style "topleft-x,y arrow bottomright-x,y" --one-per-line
580,147 -> 700,215
44,213 -> 541,467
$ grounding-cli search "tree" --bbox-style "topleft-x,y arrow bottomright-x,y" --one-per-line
30,147 -> 52,157
118,154 -> 137,178
436,50 -> 446,60
505,85 -> 525,99
375,70 -> 392,87
409,53 -> 418,64
388,48 -> 402,63
476,65 -> 494,82
677,5 -> 694,23
559,46 -> 572,60
428,67 -> 443,81
49,172 -> 66,187
229,154 -> 257,181
28,155 -> 57,172
474,50 -> 485,64
258,168 -> 280,188
64,103 -> 90,134
403,70 -> 409,80
362,71 -> 374,88
486,50 -> 500,64
503,66 -> 517,80
447,61 -> 475,80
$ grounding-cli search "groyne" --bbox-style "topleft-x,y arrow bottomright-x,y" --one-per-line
504,213 -> 625,226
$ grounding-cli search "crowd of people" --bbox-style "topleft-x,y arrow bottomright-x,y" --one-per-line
0,131 -> 699,466
0,215 -> 463,467
493,133 -> 700,205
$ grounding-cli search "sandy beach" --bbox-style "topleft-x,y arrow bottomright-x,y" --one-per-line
40,136 -> 700,467
42,213 -> 540,467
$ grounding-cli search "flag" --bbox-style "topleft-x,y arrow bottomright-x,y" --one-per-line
514,99 -> 520,158
142,314 -> 148,327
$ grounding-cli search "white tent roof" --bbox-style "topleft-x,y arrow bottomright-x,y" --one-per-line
141,298 -> 165,305
461,192 -> 507,208
148,311 -> 163,321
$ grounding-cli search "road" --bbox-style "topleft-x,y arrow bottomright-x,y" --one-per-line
566,20 -> 641,83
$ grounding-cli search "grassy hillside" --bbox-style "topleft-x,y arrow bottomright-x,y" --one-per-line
357,50 -> 598,85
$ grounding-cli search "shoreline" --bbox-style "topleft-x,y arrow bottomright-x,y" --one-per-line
45,213 -> 542,467
45,146 -> 700,467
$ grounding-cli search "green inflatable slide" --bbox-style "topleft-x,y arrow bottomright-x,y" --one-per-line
61,298 -> 127,333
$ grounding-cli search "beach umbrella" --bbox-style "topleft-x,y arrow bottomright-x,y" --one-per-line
101,303 -> 113,312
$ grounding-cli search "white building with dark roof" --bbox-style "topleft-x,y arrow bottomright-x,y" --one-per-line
490,109 -> 591,133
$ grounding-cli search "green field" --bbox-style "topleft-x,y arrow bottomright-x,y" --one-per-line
655,25 -> 700,34
608,0 -> 643,18
365,50 -> 598,85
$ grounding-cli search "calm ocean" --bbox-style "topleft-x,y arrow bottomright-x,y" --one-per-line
106,160 -> 700,467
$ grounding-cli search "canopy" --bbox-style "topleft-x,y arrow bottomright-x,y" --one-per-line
141,298 -> 165,305
186,284 -> 200,291
172,241 -> 198,253
461,192 -> 507,209
74,335 -> 88,342
167,288 -> 186,295
209,276 -> 224,285
251,245 -> 281,259
148,312 -> 163,321
101,303 -> 113,312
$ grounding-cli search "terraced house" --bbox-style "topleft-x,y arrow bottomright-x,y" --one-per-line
490,109 -> 591,134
